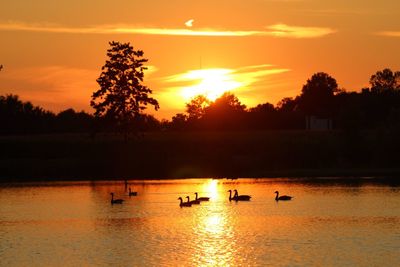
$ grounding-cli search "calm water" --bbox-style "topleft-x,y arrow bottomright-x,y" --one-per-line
1,178 -> 400,266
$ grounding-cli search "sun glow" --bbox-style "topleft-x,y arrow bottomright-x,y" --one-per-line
161,64 -> 291,115
178,69 -> 242,101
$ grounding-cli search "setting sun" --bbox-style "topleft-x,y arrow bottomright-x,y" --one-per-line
178,69 -> 242,101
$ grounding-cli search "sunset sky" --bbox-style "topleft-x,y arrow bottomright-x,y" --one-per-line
1,0 -> 400,119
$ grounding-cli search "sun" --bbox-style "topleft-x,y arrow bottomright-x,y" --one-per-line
180,69 -> 242,101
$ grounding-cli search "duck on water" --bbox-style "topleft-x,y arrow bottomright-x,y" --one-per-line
178,197 -> 192,207
186,196 -> 200,205
194,192 -> 210,202
228,190 -> 252,201
275,191 -> 293,201
110,193 -> 124,204
128,187 -> 137,197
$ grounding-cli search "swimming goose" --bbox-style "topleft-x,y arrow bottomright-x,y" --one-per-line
186,196 -> 200,205
274,191 -> 293,201
110,193 -> 124,204
228,190 -> 236,201
178,197 -> 192,207
194,192 -> 210,201
128,187 -> 138,197
233,189 -> 251,201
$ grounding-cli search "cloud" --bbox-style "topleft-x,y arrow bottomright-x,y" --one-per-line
265,24 -> 336,38
1,64 -> 158,96
301,9 -> 370,16
185,19 -> 194,28
159,64 -> 290,101
0,66 -> 97,110
376,31 -> 400,37
0,21 -> 335,38
235,64 -> 291,87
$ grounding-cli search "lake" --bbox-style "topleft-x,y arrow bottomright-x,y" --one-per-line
1,178 -> 399,266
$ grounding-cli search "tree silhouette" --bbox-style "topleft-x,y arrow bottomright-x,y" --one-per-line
91,41 -> 159,140
206,92 -> 246,112
0,94 -> 57,134
276,97 -> 298,112
170,113 -> 188,130
369,68 -> 400,93
363,68 -> 400,128
186,95 -> 210,120
248,103 -> 277,130
298,72 -> 338,117
202,92 -> 247,130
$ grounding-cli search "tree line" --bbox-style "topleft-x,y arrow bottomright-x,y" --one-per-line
1,42 -> 400,135
1,68 -> 399,135
168,69 -> 400,132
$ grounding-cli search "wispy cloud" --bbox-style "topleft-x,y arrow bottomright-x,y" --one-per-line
376,31 -> 400,37
0,66 -> 97,109
0,22 -> 335,38
301,8 -> 370,16
266,24 -> 336,38
160,64 -> 290,101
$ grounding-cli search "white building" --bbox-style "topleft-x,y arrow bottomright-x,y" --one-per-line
305,116 -> 333,130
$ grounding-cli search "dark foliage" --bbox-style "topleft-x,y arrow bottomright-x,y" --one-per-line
0,95 -> 55,134
2,68 -> 400,135
297,72 -> 338,117
91,41 -> 159,139
0,94 -> 162,135
169,68 -> 400,132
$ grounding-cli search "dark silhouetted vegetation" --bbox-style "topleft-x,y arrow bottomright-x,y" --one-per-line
167,68 -> 400,132
2,59 -> 400,180
90,41 -> 159,140
2,68 -> 400,134
0,94 -> 95,135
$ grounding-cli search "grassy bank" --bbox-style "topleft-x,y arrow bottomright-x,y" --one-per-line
1,130 -> 400,181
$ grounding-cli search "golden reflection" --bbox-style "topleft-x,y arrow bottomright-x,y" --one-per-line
206,179 -> 219,200
191,179 -> 236,266
203,214 -> 224,235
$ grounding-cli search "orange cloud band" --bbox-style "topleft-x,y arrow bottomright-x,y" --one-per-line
0,22 -> 336,38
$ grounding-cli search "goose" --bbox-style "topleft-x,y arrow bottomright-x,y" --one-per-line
186,196 -> 200,205
110,193 -> 124,204
228,190 -> 236,201
128,187 -> 138,197
178,197 -> 192,207
233,189 -> 251,201
228,190 -> 246,201
194,192 -> 210,201
275,191 -> 293,201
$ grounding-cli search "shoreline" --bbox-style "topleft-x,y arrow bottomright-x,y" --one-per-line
1,168 -> 400,183
1,131 -> 400,182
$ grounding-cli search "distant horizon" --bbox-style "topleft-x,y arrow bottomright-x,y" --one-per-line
1,67 -> 397,120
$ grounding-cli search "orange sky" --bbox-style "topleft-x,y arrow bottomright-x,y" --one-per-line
1,0 -> 400,119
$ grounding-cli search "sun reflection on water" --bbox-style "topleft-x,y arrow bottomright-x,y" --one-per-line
191,179 -> 237,266
2,179 -> 399,266
206,179 -> 219,200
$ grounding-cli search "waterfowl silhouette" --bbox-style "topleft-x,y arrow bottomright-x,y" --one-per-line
233,189 -> 251,201
178,197 -> 192,207
228,190 -> 236,201
274,191 -> 293,201
110,193 -> 124,204
186,196 -> 200,205
128,187 -> 138,197
194,192 -> 210,202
